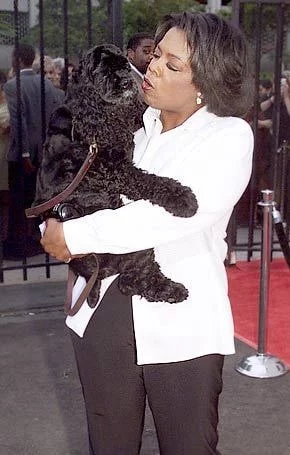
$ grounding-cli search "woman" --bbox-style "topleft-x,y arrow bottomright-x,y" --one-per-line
41,12 -> 254,455
0,70 -> 10,241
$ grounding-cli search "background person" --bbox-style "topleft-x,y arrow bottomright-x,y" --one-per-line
260,73 -> 290,193
126,32 -> 155,92
0,70 -> 10,242
259,78 -> 273,102
33,55 -> 65,103
52,57 -> 65,89
3,43 -> 63,258
41,12 -> 253,454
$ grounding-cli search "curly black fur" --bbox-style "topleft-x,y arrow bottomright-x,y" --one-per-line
34,44 -> 198,308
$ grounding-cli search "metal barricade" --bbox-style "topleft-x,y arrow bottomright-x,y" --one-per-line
0,0 -> 123,283
236,190 -> 288,378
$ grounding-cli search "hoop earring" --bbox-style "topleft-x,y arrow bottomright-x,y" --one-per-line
196,92 -> 202,105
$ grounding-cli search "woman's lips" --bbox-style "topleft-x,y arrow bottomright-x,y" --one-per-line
142,76 -> 154,91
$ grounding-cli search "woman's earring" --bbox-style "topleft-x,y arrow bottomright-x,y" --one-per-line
196,92 -> 202,105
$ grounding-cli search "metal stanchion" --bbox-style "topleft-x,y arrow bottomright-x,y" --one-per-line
236,190 -> 288,378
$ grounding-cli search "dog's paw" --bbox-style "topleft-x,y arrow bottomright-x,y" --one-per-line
143,281 -> 189,304
159,182 -> 198,218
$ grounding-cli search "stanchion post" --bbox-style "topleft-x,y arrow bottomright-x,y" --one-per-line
257,189 -> 272,355
235,189 -> 288,378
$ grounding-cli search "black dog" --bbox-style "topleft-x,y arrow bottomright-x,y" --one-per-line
33,44 -> 198,311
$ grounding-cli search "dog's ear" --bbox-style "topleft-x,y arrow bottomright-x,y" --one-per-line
47,106 -> 72,139
71,47 -> 89,84
85,46 -> 104,81
85,44 -> 125,80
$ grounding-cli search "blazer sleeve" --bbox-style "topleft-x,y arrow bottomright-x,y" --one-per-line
63,121 -> 254,255
4,80 -> 30,158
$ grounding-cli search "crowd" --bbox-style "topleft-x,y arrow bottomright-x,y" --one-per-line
0,45 -> 69,258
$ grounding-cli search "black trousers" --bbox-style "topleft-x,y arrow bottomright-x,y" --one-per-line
70,278 -> 224,455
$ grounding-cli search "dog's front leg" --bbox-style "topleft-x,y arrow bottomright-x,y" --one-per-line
119,164 -> 198,218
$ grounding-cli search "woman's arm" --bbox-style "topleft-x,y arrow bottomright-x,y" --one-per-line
258,119 -> 272,130
260,96 -> 274,112
282,83 -> 290,116
41,122 -> 253,261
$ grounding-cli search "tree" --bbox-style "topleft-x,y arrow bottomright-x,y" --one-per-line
0,15 -> 14,44
242,3 -> 290,55
25,0 -> 108,59
123,0 -> 205,44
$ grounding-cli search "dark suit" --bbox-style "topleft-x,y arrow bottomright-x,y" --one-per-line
4,69 -> 63,163
3,69 -> 63,257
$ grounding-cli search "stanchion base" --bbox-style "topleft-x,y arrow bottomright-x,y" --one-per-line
235,353 -> 288,378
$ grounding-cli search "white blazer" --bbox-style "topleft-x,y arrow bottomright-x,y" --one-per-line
64,106 -> 254,365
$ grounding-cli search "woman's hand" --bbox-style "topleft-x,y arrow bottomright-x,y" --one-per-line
41,218 -> 72,262
281,82 -> 290,100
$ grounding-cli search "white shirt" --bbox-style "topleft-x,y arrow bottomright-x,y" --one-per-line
64,106 -> 254,365
129,62 -> 144,80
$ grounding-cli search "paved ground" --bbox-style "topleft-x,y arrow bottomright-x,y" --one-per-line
0,280 -> 290,455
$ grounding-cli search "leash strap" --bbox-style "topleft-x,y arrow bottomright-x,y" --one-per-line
64,265 -> 100,316
25,141 -> 98,218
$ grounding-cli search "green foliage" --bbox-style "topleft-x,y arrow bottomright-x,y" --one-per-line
21,0 -> 236,60
0,16 -> 14,41
24,0 -> 108,58
241,3 -> 290,55
123,0 -> 205,44
217,6 -> 232,22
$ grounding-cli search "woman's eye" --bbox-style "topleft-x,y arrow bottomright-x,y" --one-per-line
166,64 -> 179,72
152,53 -> 160,59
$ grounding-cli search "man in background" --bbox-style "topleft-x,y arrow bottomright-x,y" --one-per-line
259,78 -> 273,102
4,43 -> 62,258
126,32 -> 154,91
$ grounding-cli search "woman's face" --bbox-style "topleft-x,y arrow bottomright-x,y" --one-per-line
45,63 -> 56,83
142,27 -> 199,116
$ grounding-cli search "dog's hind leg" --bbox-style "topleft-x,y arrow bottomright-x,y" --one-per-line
118,261 -> 189,303
70,254 -> 101,308
87,279 -> 102,308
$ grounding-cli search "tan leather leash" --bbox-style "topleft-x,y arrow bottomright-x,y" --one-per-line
25,140 -> 99,218
25,139 -> 100,316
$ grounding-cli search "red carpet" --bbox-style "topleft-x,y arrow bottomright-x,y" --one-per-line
227,259 -> 290,366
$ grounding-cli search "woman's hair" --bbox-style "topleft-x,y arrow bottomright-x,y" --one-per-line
32,55 -> 54,73
155,12 -> 253,117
